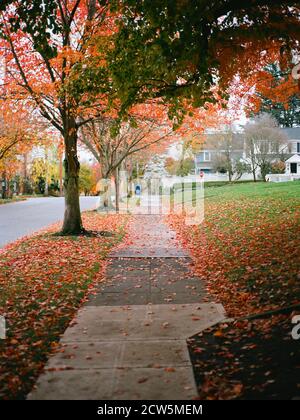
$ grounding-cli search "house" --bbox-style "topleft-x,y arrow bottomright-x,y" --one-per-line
265,127 -> 300,181
195,126 -> 300,176
285,154 -> 300,175
194,132 -> 244,174
282,128 -> 300,176
281,127 -> 300,155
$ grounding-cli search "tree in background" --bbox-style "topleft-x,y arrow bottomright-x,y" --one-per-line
79,163 -> 96,196
0,101 -> 36,162
165,157 -> 194,177
30,156 -> 60,196
165,137 -> 195,177
195,128 -> 246,182
0,100 -> 40,198
244,114 -> 288,181
251,63 -> 300,127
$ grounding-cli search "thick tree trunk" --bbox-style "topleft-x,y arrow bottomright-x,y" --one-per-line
61,125 -> 83,234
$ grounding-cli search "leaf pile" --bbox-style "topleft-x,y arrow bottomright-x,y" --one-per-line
0,212 -> 128,400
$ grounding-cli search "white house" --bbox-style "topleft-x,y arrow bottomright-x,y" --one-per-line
281,127 -> 300,155
285,154 -> 300,176
267,127 -> 300,181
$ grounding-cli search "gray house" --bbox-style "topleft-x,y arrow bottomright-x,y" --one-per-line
195,127 -> 300,175
194,133 -> 244,174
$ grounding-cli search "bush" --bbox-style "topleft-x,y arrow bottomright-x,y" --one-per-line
271,161 -> 286,174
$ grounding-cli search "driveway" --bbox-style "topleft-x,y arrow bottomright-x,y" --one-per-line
0,196 -> 99,248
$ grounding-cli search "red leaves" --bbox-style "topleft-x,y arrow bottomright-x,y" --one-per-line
170,183 -> 300,399
168,185 -> 300,318
0,212 -> 128,399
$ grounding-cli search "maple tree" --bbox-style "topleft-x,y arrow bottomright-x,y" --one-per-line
109,1 -> 300,114
0,0 -> 116,233
80,102 -> 174,209
0,99 -> 41,197
0,101 -> 34,162
80,99 -> 224,210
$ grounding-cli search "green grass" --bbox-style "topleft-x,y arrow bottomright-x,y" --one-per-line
204,180 -> 300,202
170,180 -> 300,317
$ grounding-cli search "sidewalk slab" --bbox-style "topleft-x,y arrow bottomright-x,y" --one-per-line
28,366 -> 197,400
46,340 -> 191,370
60,303 -> 225,342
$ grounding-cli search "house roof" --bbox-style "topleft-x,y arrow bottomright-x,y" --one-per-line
286,154 -> 300,163
281,127 -> 300,140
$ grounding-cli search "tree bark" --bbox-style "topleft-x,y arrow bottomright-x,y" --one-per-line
61,124 -> 83,234
1,171 -> 7,199
114,167 -> 120,213
44,148 -> 49,196
59,153 -> 63,196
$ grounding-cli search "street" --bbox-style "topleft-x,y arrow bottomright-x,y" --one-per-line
0,196 -> 99,248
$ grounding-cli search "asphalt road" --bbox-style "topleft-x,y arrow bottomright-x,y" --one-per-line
0,196 -> 99,248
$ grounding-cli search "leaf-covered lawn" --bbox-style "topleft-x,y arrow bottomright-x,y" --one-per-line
0,212 -> 128,400
169,181 -> 300,399
169,181 -> 300,317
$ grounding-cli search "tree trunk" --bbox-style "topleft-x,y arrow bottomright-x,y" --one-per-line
1,171 -> 7,199
59,153 -> 63,196
102,178 -> 114,209
44,148 -> 49,196
250,155 -> 257,182
61,125 -> 83,234
21,153 -> 28,194
114,167 -> 120,213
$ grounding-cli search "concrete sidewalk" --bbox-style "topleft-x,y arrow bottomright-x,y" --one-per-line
28,215 -> 225,400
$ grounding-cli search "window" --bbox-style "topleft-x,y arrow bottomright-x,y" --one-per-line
197,151 -> 211,163
204,152 -> 211,161
291,163 -> 297,174
297,142 -> 300,153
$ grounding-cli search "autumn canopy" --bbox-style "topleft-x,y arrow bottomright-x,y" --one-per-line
0,0 -> 299,233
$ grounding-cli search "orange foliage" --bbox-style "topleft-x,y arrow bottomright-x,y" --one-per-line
0,100 -> 41,175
